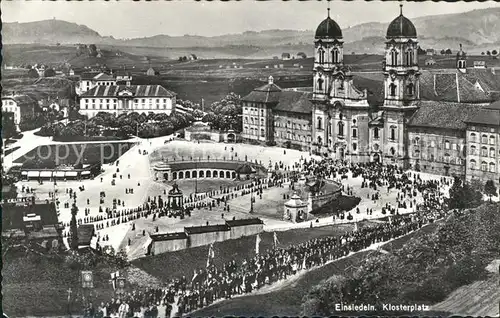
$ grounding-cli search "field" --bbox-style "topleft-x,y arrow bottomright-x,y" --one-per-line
191,221 -> 447,317
13,142 -> 134,166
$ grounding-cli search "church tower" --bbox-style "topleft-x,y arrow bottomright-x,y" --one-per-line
383,4 -> 420,109
381,4 -> 420,168
312,8 -> 344,102
456,44 -> 467,73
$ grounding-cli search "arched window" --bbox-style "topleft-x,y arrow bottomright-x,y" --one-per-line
482,134 -> 488,144
490,147 -> 495,157
405,50 -> 413,66
317,136 -> 322,145
414,149 -> 420,158
373,127 -> 380,139
338,121 -> 344,136
352,128 -> 357,138
260,118 -> 264,125
390,147 -> 396,156
199,170 -> 204,178
332,49 -> 339,63
317,117 -> 323,130
414,137 -> 420,145
470,160 -> 476,170
391,50 -> 398,66
470,145 -> 476,155
490,136 -> 495,145
470,133 -> 477,142
390,128 -> 396,141
407,83 -> 414,96
352,143 -> 357,151
444,153 -> 450,163
390,83 -> 397,97
318,48 -> 325,64
260,128 -> 265,137
489,162 -> 495,172
445,140 -> 450,150
482,146 -> 488,156
481,161 -> 487,171
317,77 -> 324,91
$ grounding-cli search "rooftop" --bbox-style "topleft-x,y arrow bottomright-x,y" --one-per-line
81,85 -> 176,98
408,101 -> 484,131
150,232 -> 187,241
184,224 -> 230,234
225,218 -> 264,227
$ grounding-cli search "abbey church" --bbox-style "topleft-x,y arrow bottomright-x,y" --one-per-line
241,5 -> 500,186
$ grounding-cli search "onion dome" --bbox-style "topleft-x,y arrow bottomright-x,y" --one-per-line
386,4 -> 417,38
315,8 -> 343,39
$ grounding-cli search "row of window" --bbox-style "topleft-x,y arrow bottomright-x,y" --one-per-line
413,138 -> 460,150
317,48 -> 340,64
412,151 -> 463,164
470,146 -> 498,158
244,107 -> 265,116
275,122 -> 309,130
83,104 -> 169,110
83,98 -> 169,104
388,83 -> 414,96
243,127 -> 265,137
469,160 -> 497,172
469,133 -> 496,145
275,132 -> 311,143
388,49 -> 415,67
317,120 -> 397,141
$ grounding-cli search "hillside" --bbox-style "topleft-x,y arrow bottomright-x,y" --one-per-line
3,8 -> 500,55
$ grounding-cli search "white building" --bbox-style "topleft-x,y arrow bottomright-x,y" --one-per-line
79,85 -> 177,118
2,95 -> 36,127
77,72 -> 118,95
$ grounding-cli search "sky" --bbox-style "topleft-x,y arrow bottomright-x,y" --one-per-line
2,0 -> 500,39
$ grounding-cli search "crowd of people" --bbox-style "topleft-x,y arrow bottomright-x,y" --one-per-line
80,158 -> 451,318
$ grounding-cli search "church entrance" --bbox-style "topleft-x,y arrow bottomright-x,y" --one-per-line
227,133 -> 235,143
444,166 -> 450,176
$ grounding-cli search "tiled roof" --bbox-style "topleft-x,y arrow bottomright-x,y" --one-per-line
81,85 -> 176,98
80,72 -> 100,80
274,91 -> 314,114
419,71 -> 492,103
465,100 -> 500,126
226,218 -> 264,227
241,83 -> 282,104
150,232 -> 187,241
185,224 -> 230,234
2,202 -> 58,230
77,224 -> 95,245
463,69 -> 500,93
465,109 -> 500,126
408,101 -> 484,130
2,95 -> 36,106
93,73 -> 115,81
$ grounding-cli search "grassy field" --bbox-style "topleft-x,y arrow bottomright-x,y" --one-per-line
14,142 -> 134,166
132,222 -> 358,281
191,221 -> 446,317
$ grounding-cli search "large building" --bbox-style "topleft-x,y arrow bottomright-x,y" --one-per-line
79,85 -> 177,118
241,5 -> 500,186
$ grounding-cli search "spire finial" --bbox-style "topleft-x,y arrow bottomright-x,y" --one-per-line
400,3 -> 403,15
459,43 -> 462,51
327,5 -> 330,18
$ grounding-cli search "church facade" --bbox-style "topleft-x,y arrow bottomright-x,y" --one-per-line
241,5 -> 500,186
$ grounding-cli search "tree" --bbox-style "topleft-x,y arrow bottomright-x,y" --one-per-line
440,49 -> 446,55
487,50 -> 491,56
484,180 -> 497,202
448,176 -> 483,210
481,52 -> 485,55
27,68 -> 39,78
2,112 -> 17,139
69,202 -> 79,250
89,44 -> 98,57
445,49 -> 452,55
492,50 -> 498,57
44,68 -> 56,77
